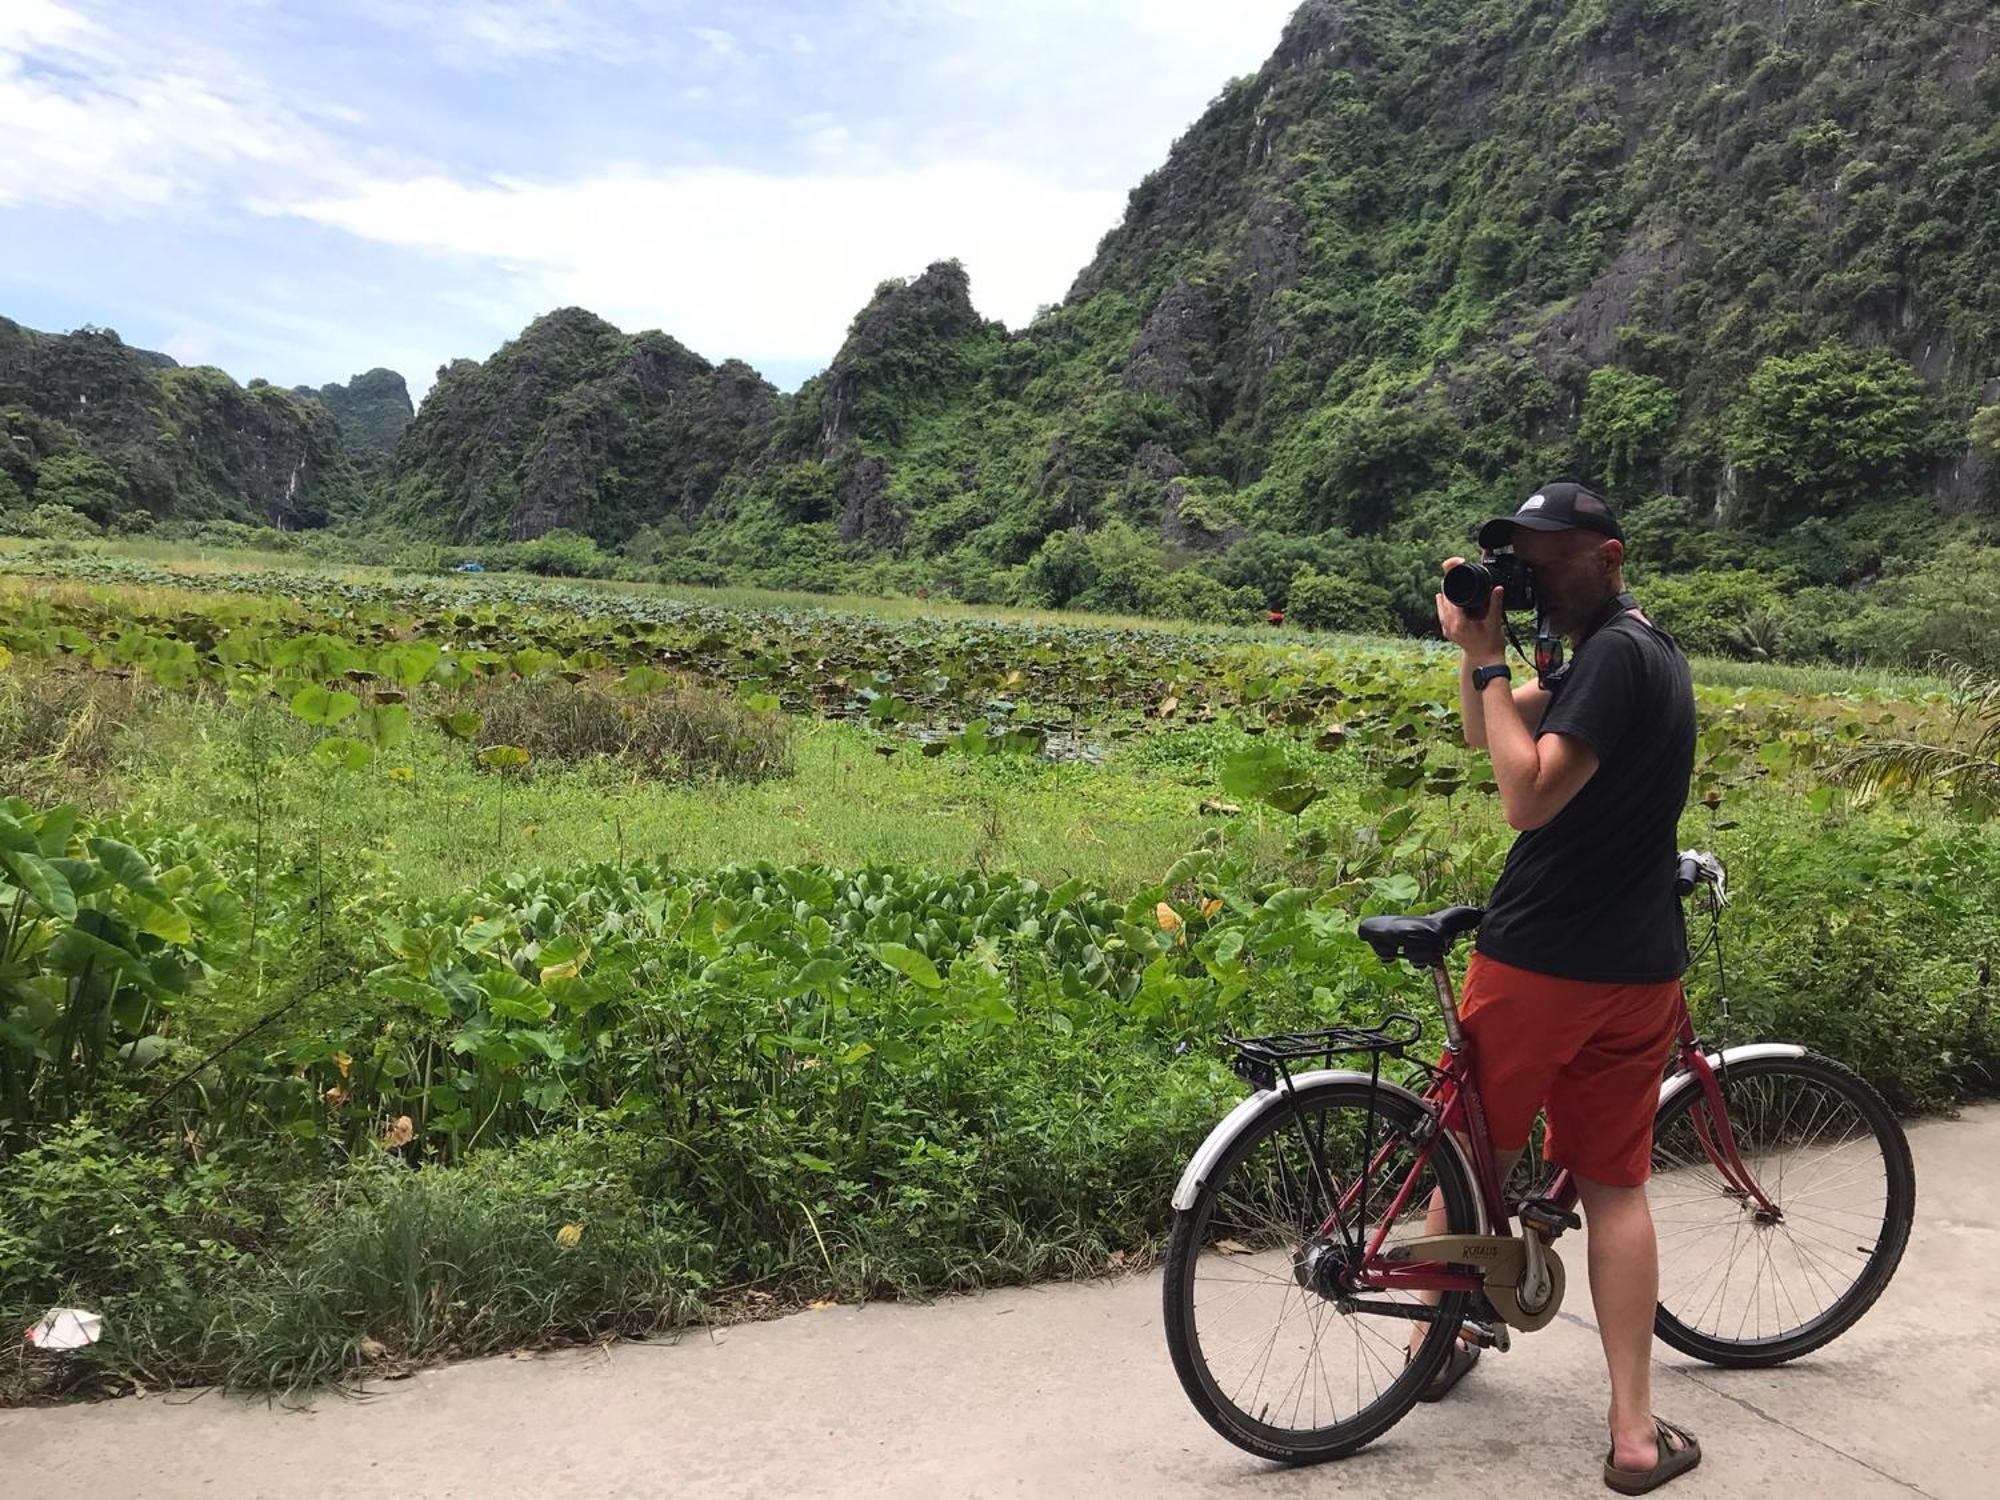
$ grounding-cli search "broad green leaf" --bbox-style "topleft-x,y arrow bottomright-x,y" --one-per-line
311,736 -> 375,772
0,811 -> 36,855
458,915 -> 509,954
84,839 -> 193,943
377,641 -> 442,689
871,942 -> 943,990
0,849 -> 76,920
30,804 -> 77,857
361,704 -> 412,750
615,664 -> 670,696
290,685 -> 359,726
1220,744 -> 1322,815
434,710 -> 483,741
476,744 -> 532,772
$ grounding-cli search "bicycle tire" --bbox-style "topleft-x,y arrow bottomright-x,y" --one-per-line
1164,1081 -> 1479,1462
1650,1051 -> 1914,1368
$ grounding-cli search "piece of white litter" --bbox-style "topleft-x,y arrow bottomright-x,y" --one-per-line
24,1308 -> 103,1351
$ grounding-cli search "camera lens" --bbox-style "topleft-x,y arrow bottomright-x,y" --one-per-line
1442,561 -> 1492,610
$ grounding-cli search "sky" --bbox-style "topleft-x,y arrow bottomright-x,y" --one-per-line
0,0 -> 1298,398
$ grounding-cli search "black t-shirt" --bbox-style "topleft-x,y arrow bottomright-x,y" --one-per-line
1475,611 -> 1696,983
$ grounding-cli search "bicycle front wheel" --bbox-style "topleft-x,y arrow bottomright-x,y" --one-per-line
1650,1051 -> 1914,1367
1163,1081 -> 1478,1463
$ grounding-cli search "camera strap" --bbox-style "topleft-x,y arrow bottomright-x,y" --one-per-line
1533,590 -> 1640,691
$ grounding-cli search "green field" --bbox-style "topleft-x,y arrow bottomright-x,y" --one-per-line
2,550 -> 1995,1398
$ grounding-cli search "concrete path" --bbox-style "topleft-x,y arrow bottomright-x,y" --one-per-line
6,1107 -> 1995,1499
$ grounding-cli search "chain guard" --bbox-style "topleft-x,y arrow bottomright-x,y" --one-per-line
1484,1244 -> 1566,1332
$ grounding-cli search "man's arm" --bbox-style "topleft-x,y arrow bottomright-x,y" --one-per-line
1477,677 -> 1600,830
1440,559 -> 1549,749
1437,571 -> 1603,830
1458,654 -> 1551,749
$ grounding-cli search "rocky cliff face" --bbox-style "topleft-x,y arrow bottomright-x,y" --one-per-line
19,0 -> 1999,554
294,368 -> 414,454
0,318 -> 361,527
380,309 -> 780,543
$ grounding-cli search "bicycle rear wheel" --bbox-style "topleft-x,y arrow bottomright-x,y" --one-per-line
1650,1051 -> 1914,1367
1163,1082 -> 1478,1462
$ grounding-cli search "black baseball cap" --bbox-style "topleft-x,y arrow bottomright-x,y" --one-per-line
1478,481 -> 1624,550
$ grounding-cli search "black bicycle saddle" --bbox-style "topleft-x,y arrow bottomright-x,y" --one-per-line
1356,906 -> 1484,967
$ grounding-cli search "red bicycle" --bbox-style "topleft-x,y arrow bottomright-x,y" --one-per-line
1163,851 -> 1916,1462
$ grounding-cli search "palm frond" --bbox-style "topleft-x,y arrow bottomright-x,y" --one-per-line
1828,739 -> 2000,816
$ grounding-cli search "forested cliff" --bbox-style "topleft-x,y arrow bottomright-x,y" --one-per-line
9,0 -> 1999,648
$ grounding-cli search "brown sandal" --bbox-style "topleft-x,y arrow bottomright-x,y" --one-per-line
1604,1417 -> 1701,1493
1409,1338 -> 1479,1402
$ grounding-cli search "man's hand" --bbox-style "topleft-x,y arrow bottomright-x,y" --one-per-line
1435,557 -> 1506,664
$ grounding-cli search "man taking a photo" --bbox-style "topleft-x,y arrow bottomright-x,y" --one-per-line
1427,481 -> 1702,1494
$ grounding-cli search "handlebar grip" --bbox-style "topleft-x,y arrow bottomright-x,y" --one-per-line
1675,854 -> 1701,897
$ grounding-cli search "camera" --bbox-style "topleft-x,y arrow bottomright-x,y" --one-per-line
1443,551 -> 1535,618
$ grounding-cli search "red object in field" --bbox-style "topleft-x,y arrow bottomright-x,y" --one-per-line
1266,610 -> 1285,626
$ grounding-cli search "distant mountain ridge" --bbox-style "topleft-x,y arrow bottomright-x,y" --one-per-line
374,0 -> 2000,566
8,0 -> 1999,582
0,317 -> 363,528
292,369 -> 414,455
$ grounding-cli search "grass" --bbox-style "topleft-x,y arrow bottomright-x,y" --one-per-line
4,548 -> 1995,1399
89,696 -> 1258,899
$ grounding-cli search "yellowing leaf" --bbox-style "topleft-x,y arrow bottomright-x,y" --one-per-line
380,1115 -> 415,1150
386,765 -> 416,783
1215,1238 -> 1253,1256
1155,901 -> 1182,932
555,1223 -> 584,1248
333,1052 -> 352,1078
1158,695 -> 1179,718
539,960 -> 580,983
1200,898 -> 1223,919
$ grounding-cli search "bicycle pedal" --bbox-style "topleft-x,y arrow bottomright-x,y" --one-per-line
1463,1319 -> 1510,1353
1517,1197 -> 1581,1235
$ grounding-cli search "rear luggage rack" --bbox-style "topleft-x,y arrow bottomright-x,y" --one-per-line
1223,1014 -> 1424,1090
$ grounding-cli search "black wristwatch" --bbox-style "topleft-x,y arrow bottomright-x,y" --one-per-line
1472,662 -> 1512,691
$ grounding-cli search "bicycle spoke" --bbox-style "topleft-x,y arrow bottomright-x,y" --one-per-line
1176,1086 -> 1470,1450
1652,1063 -> 1898,1349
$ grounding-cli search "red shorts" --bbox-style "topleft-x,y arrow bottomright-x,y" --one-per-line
1440,951 -> 1682,1188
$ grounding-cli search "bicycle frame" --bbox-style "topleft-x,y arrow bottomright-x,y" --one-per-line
1325,957 -> 1780,1301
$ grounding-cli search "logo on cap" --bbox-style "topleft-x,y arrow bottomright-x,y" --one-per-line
1521,494 -> 1547,510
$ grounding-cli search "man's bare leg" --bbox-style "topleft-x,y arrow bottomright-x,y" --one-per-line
1575,1174 -> 1661,1471
1405,1139 -> 1520,1355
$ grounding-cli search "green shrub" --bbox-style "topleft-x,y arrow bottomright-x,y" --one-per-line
1578,368 -> 1679,492
463,676 -> 793,782
1287,568 -> 1400,634
1141,567 -> 1256,623
1641,568 -> 1789,656
1724,341 -> 1934,521
502,529 -> 613,578
0,502 -> 100,540
30,453 -> 125,524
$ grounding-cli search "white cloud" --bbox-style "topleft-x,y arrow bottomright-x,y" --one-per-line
0,1 -> 355,214
283,161 -> 1121,372
346,0 -> 645,67
1,0 -> 1302,390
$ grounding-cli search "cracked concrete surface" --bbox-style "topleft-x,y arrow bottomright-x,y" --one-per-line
3,1106 -> 1992,1498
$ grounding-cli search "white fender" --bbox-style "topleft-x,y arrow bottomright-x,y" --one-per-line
1170,1069 -> 1485,1230
1656,1043 -> 1807,1113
